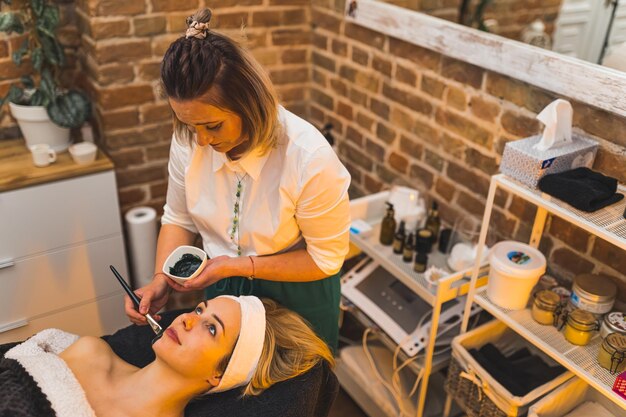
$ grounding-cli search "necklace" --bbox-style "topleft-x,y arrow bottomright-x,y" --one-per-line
230,172 -> 247,256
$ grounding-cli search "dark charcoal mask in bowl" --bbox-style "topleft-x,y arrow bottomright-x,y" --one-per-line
169,253 -> 203,277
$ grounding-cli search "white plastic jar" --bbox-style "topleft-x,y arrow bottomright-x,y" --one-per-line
487,241 -> 547,310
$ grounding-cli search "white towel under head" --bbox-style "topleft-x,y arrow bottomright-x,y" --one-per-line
210,295 -> 267,393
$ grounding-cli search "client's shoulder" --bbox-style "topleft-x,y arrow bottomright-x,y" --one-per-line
61,336 -> 116,368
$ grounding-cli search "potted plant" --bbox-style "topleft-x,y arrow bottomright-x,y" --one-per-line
0,0 -> 90,152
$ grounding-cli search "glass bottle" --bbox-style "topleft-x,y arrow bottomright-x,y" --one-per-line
563,309 -> 598,346
402,233 -> 415,263
392,220 -> 406,254
416,228 -> 434,254
424,201 -> 441,244
598,333 -> 626,374
379,202 -> 396,246
413,251 -> 428,273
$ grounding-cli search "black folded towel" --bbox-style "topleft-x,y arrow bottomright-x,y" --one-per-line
538,168 -> 624,212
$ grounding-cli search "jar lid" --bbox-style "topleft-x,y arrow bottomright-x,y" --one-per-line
573,274 -> 617,303
568,309 -> 597,330
535,290 -> 560,309
489,241 -> 547,278
605,333 -> 626,353
604,312 -> 626,334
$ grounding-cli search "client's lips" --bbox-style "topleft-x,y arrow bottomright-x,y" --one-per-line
166,328 -> 181,345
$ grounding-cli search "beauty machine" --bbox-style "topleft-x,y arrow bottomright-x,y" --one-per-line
341,257 -> 480,357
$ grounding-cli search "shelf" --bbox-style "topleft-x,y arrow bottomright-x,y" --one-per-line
494,174 -> 626,250
474,288 -> 626,410
350,222 -> 488,306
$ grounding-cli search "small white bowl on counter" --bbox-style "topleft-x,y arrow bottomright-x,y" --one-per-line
69,142 -> 97,165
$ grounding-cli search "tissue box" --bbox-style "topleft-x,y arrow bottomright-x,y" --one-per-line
500,133 -> 598,188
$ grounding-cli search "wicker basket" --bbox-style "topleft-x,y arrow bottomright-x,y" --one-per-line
445,320 -> 573,417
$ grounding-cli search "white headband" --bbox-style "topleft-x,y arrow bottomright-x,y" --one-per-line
210,295 -> 266,393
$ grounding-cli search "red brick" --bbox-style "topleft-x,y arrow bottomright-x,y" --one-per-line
409,163 -> 434,189
440,133 -> 465,159
102,109 -> 140,130
349,88 -> 367,106
501,110 -> 541,137
396,65 -> 416,86
108,148 -> 145,169
351,46 -> 369,66
470,95 -> 500,123
376,164 -> 400,184
591,239 -> 626,275
119,187 -> 147,206
373,56 -> 392,77
270,68 -> 308,85
382,83 -> 433,115
389,152 -> 409,174
365,138 -> 385,162
424,149 -> 445,172
458,191 -> 486,216
339,142 -> 374,170
151,0 -> 199,12
465,147 -> 499,175
152,34 -> 182,56
390,108 -> 413,132
400,135 -> 423,159
134,16 -> 167,36
551,247 -> 595,275
84,0 -> 145,16
215,12 -> 249,29
441,57 -> 484,89
370,98 -> 390,119
311,88 -> 333,110
447,162 -> 489,196
150,181 -> 168,199
282,48 -> 307,64
572,102 -> 626,148
364,174 -> 383,193
89,19 -> 130,40
346,126 -> 363,146
337,101 -> 353,120
330,78 -> 348,96
312,51 -> 336,72
312,69 -> 326,87
138,61 -> 161,81
142,103 -> 172,124
389,38 -> 440,70
344,161 -> 363,184
356,112 -> 375,130
345,23 -> 385,49
490,209 -> 517,237
146,143 -> 171,161
436,108 -> 492,148
117,165 -> 166,187
94,39 -> 152,64
486,71 -> 556,114
549,216 -> 591,253
272,29 -> 311,46
106,125 -> 172,149
99,85 -> 155,109
0,41 -> 8,58
508,194 -> 537,225
446,86 -> 467,110
435,177 -> 456,201
331,39 -> 347,57
252,10 -> 281,27
311,9 -> 342,32
593,148 -> 626,183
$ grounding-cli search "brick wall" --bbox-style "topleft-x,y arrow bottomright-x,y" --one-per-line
309,1 -> 626,298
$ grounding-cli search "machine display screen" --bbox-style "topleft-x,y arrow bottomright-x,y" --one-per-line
390,279 -> 418,303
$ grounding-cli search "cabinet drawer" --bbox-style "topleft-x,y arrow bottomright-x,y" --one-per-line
0,291 -> 130,344
0,234 -> 128,325
0,171 -> 123,261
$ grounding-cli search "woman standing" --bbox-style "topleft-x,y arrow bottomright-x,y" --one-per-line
125,8 -> 351,350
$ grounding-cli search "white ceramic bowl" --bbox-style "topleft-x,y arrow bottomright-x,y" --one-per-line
69,142 -> 97,164
162,245 -> 208,285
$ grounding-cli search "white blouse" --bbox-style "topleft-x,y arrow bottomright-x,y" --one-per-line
161,106 -> 351,275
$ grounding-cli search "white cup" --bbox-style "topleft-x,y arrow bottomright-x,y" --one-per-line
30,144 -> 57,167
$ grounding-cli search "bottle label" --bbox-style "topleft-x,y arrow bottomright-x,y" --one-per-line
507,251 -> 531,265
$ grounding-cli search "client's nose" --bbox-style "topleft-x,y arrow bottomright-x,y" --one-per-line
182,314 -> 197,330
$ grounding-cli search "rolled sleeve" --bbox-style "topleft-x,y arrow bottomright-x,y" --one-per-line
161,136 -> 199,234
296,146 -> 351,275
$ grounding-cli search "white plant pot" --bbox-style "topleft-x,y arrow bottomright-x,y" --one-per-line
9,102 -> 71,152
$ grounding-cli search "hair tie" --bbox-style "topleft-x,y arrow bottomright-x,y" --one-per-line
186,20 -> 209,40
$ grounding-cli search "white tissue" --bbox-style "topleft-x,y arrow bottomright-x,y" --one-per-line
533,99 -> 573,152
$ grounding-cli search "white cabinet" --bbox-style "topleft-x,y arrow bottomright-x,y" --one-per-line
0,171 -> 130,343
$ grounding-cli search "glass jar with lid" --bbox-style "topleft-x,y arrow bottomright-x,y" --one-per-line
531,290 -> 561,325
563,309 -> 598,346
598,333 -> 626,374
569,274 -> 617,317
600,312 -> 626,339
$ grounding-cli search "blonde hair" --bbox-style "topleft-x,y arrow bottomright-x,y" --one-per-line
161,8 -> 282,156
243,298 -> 335,396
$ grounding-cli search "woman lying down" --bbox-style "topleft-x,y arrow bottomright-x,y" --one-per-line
0,296 -> 333,417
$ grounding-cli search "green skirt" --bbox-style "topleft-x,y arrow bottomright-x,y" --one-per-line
204,273 -> 340,352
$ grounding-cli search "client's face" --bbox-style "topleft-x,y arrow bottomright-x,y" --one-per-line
153,297 -> 241,387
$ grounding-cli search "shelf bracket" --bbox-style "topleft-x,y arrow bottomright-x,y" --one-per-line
529,206 -> 548,249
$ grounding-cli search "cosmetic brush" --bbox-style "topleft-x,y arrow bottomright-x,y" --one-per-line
109,265 -> 163,343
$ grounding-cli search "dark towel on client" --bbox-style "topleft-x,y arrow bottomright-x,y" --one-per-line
538,167 -> 624,212
102,309 -> 339,417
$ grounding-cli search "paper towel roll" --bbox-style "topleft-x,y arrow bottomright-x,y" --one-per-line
125,206 -> 158,289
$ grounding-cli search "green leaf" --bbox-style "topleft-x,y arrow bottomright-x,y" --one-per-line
38,32 -> 65,66
2,85 -> 25,106
0,12 -> 24,34
30,0 -> 44,17
11,38 -> 28,66
29,90 -> 45,106
40,5 -> 60,30
31,47 -> 43,71
20,75 -> 34,89
39,68 -> 57,101
47,91 -> 91,128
